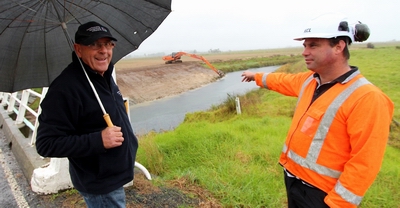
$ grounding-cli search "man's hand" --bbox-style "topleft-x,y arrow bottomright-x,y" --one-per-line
241,71 -> 255,82
101,126 -> 124,149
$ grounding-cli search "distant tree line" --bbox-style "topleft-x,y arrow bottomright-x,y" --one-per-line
208,49 -> 221,53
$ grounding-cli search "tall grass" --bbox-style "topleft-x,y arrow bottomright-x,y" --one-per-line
136,45 -> 400,207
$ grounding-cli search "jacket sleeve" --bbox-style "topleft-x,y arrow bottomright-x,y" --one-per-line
255,71 -> 314,97
36,87 -> 106,158
324,90 -> 394,207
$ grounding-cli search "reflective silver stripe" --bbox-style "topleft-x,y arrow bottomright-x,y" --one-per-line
296,75 -> 314,109
335,180 -> 363,205
342,70 -> 360,83
288,150 -> 342,178
288,78 -> 371,178
261,73 -> 269,88
282,143 -> 287,153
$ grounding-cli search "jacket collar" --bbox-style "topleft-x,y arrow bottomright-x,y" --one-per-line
313,66 -> 359,85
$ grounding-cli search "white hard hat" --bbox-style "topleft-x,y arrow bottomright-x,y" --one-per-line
294,13 -> 356,42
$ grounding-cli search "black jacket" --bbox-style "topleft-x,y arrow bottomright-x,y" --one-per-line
36,53 -> 138,194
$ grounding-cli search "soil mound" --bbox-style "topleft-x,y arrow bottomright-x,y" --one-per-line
116,61 -> 220,105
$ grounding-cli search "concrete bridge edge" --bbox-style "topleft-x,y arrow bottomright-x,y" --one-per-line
0,107 -> 74,194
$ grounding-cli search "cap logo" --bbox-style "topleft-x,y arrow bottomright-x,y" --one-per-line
86,26 -> 108,33
304,28 -> 311,33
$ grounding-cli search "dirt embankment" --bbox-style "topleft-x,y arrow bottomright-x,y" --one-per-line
115,61 -> 221,105
114,50 -> 299,103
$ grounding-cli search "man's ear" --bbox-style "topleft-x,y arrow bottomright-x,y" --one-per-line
335,40 -> 346,54
74,44 -> 82,58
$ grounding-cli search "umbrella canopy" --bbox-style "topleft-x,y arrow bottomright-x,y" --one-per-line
0,0 -> 171,93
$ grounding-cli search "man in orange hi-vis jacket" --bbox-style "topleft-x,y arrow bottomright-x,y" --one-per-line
241,13 -> 394,208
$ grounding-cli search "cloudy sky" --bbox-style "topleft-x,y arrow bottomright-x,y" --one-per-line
132,0 -> 400,56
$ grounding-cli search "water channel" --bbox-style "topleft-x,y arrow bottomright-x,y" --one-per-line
129,66 -> 279,135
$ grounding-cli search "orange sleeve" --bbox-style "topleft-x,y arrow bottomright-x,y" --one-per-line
254,71 -> 314,97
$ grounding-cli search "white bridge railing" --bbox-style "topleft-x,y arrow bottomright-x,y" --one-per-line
0,89 -> 151,194
0,89 -> 48,145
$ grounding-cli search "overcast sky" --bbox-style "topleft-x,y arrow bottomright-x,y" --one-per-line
132,0 -> 400,56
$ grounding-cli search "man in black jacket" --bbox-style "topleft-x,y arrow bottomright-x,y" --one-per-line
36,21 -> 138,208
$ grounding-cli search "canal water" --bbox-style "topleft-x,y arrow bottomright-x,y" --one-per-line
129,66 -> 279,135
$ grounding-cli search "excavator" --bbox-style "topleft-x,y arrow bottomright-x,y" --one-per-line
162,52 -> 224,77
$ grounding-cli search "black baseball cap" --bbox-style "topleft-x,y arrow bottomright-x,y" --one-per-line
75,21 -> 117,45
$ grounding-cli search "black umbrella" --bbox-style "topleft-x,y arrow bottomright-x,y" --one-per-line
0,0 -> 171,126
0,0 -> 171,92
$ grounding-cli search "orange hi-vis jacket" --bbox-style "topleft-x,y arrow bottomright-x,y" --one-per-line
254,69 -> 394,208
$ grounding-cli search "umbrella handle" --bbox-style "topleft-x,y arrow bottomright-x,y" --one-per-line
124,99 -> 129,114
103,113 -> 114,127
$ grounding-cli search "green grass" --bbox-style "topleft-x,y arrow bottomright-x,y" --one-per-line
211,54 -> 303,73
138,117 -> 291,207
136,45 -> 400,207
361,146 -> 400,207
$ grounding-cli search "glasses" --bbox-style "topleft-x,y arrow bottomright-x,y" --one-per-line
84,41 -> 115,50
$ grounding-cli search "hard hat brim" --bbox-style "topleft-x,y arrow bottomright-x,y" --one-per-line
294,32 -> 353,41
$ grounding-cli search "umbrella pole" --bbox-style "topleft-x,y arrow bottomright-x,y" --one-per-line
76,57 -> 114,127
61,23 -> 114,127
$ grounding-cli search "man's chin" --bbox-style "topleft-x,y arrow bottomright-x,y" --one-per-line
305,64 -> 313,70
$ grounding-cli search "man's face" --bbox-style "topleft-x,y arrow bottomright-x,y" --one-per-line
74,37 -> 114,76
301,38 -> 336,73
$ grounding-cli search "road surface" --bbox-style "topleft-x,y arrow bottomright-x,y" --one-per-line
0,129 -> 46,207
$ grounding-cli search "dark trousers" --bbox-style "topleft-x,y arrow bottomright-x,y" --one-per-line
284,171 -> 329,208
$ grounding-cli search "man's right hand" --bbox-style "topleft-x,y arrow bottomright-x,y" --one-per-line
101,126 -> 124,149
241,71 -> 255,82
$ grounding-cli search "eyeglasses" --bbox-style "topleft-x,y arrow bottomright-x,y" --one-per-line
84,41 -> 115,50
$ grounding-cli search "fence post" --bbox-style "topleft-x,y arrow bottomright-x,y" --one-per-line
7,92 -> 18,113
31,87 -> 48,145
235,97 -> 241,114
15,90 -> 30,125
0,92 -> 9,106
